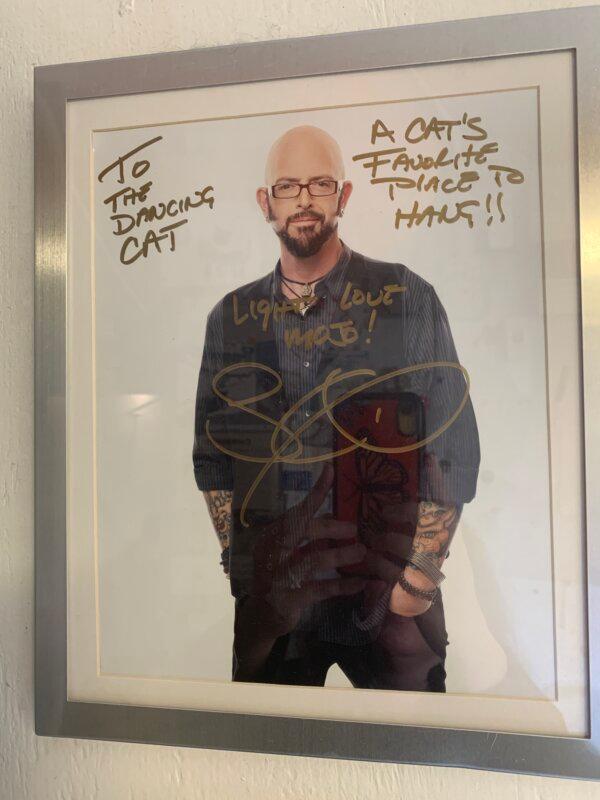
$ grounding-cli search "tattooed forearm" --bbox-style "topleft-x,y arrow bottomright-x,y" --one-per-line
202,490 -> 233,550
389,501 -> 461,615
407,500 -> 460,582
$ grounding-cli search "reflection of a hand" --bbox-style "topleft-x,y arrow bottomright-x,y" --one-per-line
360,503 -> 433,617
250,463 -> 367,638
355,502 -> 414,581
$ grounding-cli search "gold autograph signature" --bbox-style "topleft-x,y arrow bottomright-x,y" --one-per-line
207,361 -> 470,526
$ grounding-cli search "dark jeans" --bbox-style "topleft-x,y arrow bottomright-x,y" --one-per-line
233,606 -> 447,692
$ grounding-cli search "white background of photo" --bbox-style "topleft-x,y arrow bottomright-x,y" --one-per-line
90,76 -> 558,697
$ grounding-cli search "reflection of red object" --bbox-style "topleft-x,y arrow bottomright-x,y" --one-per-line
333,396 -> 423,576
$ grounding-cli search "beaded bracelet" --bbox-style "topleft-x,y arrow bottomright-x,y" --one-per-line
396,569 -> 438,602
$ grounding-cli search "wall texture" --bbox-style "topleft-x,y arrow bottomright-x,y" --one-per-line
1,0 -> 599,797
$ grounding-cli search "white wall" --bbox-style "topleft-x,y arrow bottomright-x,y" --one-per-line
1,0 -> 599,797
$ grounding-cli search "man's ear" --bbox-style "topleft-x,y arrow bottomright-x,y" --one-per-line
339,180 -> 353,215
256,187 -> 269,219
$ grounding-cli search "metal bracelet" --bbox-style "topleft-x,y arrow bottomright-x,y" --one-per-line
396,569 -> 438,602
406,551 -> 446,585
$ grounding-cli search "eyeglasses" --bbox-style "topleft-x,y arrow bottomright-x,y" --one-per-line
271,180 -> 339,199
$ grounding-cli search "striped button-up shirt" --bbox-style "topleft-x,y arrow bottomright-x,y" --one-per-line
193,243 -> 480,651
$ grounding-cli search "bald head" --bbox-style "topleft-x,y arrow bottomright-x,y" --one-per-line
264,125 -> 345,186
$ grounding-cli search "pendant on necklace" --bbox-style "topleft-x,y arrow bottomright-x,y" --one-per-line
299,284 -> 314,316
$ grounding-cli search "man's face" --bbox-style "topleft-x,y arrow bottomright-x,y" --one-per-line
257,131 -> 352,258
265,185 -> 343,258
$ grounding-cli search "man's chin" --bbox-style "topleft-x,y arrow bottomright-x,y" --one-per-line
282,237 -> 324,258
277,223 -> 335,258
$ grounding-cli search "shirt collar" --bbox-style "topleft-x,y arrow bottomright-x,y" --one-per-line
271,241 -> 352,303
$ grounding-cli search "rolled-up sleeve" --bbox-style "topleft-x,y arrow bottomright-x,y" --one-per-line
193,302 -> 234,491
407,285 -> 480,504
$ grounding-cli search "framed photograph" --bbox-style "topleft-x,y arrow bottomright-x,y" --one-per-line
35,5 -> 600,778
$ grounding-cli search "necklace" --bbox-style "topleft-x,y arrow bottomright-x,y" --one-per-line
280,276 -> 318,316
281,274 -> 321,286
281,273 -> 321,300
279,272 -> 324,297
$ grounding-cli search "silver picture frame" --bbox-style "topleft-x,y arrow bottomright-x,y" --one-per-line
34,5 -> 600,777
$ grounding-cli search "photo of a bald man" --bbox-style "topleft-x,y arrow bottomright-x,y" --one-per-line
193,125 -> 480,691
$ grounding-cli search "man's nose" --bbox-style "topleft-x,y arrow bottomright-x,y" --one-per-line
296,186 -> 312,206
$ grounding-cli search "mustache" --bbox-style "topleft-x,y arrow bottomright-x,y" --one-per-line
286,211 -> 324,225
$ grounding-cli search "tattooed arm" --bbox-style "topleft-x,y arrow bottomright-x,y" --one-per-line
203,490 -> 233,577
389,500 -> 460,616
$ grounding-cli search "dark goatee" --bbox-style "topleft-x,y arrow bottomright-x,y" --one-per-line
276,220 -> 337,257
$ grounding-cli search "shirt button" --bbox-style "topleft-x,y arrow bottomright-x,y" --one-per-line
305,410 -> 311,418
303,361 -> 310,368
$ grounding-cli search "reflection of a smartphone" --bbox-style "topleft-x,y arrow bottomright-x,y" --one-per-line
332,393 -> 424,576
